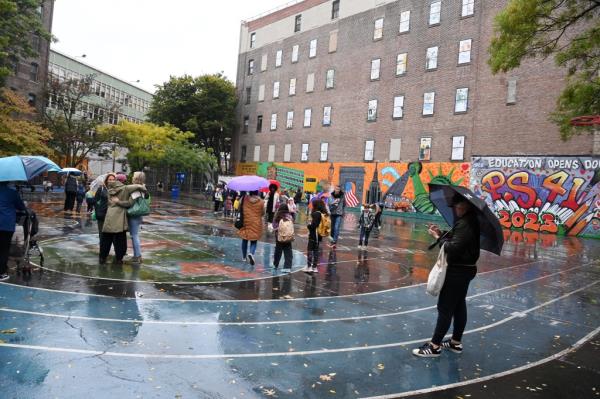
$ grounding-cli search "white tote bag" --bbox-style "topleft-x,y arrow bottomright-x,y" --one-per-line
426,243 -> 448,296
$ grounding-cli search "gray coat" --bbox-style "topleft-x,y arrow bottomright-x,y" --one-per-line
329,194 -> 345,216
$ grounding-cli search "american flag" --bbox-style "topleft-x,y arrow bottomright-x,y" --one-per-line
344,182 -> 360,207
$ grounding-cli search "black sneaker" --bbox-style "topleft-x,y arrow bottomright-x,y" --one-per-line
0,274 -> 9,282
412,343 -> 441,358
247,253 -> 255,266
440,339 -> 463,353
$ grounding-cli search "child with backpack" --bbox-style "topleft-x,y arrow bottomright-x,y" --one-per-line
85,187 -> 96,213
358,204 -> 376,250
272,203 -> 294,273
304,199 -> 328,274
224,195 -> 233,219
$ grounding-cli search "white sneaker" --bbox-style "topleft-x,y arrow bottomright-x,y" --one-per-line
247,253 -> 255,266
357,245 -> 362,249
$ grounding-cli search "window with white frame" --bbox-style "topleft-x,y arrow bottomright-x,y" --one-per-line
371,58 -> 381,80
275,50 -> 283,67
399,11 -> 410,33
364,140 -> 375,161
261,53 -> 268,71
393,95 -> 404,119
284,144 -> 292,162
273,81 -> 280,99
329,30 -> 338,53
419,138 -> 432,161
423,92 -> 435,115
320,142 -> 329,161
458,39 -> 472,64
507,78 -> 517,104
304,108 -> 312,127
253,145 -> 261,162
309,39 -> 317,58
461,0 -> 474,16
451,136 -> 465,160
429,1 -> 441,25
306,73 -> 315,92
389,138 -> 401,161
247,59 -> 254,75
426,46 -> 438,70
258,84 -> 265,101
268,145 -> 275,162
250,33 -> 256,48
455,87 -> 469,112
301,143 -> 309,161
289,78 -> 296,95
396,53 -> 407,75
368,99 -> 378,121
292,44 -> 299,62
323,106 -> 332,125
270,113 -> 277,130
286,111 -> 294,129
374,18 -> 384,40
326,69 -> 335,88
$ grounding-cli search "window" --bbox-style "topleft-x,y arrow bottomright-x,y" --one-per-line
419,138 -> 432,161
258,84 -> 265,101
306,73 -> 315,92
396,53 -> 407,75
462,0 -> 474,16
286,111 -> 294,129
320,142 -> 329,161
27,93 -> 36,107
275,50 -> 283,67
393,96 -> 404,119
326,69 -> 335,89
245,87 -> 252,104
270,113 -> 277,131
323,106 -> 332,126
329,30 -> 338,53
371,58 -> 381,80
452,136 -> 465,160
241,145 -> 247,162
247,59 -> 254,75
253,145 -> 261,162
289,78 -> 296,96
364,140 -> 375,161
458,39 -> 472,64
389,138 -> 401,161
243,116 -> 249,133
423,92 -> 435,115
284,144 -> 292,162
399,11 -> 410,33
309,39 -> 317,58
256,115 -> 263,132
332,0 -> 340,19
374,18 -> 384,40
429,1 -> 441,25
295,15 -> 302,32
261,54 -> 268,71
426,46 -> 438,70
268,145 -> 275,162
455,88 -> 469,113
292,44 -> 299,62
29,63 -> 39,82
507,78 -> 517,104
250,32 -> 256,48
31,35 -> 41,52
304,108 -> 312,127
273,81 -> 280,99
301,143 -> 309,161
368,99 -> 378,121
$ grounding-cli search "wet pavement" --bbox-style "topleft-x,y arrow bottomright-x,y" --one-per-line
0,193 -> 599,398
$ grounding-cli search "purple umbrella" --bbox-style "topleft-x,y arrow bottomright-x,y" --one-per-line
227,175 -> 270,192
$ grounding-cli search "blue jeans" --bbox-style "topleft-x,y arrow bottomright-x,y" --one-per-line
330,215 -> 343,243
242,239 -> 257,258
128,216 -> 143,257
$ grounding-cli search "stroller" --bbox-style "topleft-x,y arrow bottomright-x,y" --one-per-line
15,208 -> 43,273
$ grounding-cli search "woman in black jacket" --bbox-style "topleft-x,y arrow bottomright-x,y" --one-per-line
94,173 -> 116,242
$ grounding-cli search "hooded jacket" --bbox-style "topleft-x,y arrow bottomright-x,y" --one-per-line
442,211 -> 480,266
102,181 -> 145,233
238,195 -> 265,241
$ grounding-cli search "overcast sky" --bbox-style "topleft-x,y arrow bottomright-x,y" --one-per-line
51,0 -> 287,93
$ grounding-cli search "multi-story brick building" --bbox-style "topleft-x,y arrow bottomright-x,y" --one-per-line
233,0 -> 600,239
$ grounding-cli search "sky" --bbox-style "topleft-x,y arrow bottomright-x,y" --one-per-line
51,0 -> 288,93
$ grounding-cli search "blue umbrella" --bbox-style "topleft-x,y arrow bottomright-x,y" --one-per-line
227,175 -> 270,192
0,155 -> 61,182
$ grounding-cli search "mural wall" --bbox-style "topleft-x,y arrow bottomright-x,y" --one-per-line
471,156 -> 600,238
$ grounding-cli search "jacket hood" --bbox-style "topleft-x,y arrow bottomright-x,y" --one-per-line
107,181 -> 124,195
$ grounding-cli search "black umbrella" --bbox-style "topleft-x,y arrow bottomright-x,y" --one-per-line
428,183 -> 504,255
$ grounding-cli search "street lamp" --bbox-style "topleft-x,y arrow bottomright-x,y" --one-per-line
328,162 -> 335,184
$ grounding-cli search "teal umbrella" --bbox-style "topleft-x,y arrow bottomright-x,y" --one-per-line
0,155 -> 61,182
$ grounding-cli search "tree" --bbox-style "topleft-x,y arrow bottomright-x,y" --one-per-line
488,0 -> 600,140
0,88 -> 53,156
148,73 -> 237,174
0,0 -> 52,87
43,74 -> 118,167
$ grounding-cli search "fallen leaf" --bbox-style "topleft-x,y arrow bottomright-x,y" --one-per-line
0,329 -> 17,334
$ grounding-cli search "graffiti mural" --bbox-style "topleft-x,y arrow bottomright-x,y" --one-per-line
471,156 -> 600,238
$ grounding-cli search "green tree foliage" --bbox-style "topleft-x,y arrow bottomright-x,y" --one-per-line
488,0 -> 600,140
0,0 -> 52,86
148,74 -> 237,173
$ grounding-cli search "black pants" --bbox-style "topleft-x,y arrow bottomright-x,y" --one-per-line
214,201 -> 221,212
274,241 -> 292,269
99,231 -> 127,261
76,200 -> 83,213
267,211 -> 275,223
307,237 -> 319,269
0,231 -> 14,275
432,266 -> 477,345
64,192 -> 76,211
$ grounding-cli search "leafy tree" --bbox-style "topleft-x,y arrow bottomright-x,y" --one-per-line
0,0 -> 52,87
148,74 -> 237,174
0,88 -> 52,156
488,0 -> 600,140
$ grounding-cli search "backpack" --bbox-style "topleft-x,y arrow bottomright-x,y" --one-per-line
317,212 -> 331,237
277,218 -> 295,243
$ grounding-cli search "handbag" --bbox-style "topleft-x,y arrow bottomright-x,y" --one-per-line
234,196 -> 244,229
127,193 -> 151,217
426,243 -> 448,296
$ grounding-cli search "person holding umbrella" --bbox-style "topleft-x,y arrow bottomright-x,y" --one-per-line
63,173 -> 78,211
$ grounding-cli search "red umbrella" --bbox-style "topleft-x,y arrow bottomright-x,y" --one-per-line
259,179 -> 280,192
